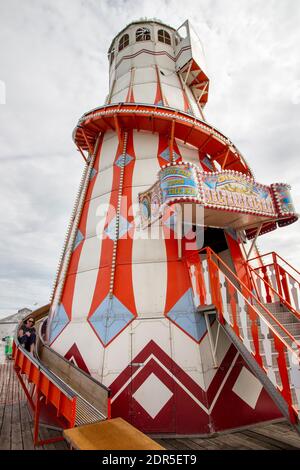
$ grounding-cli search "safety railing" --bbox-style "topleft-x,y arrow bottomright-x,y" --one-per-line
12,305 -> 111,446
13,339 -> 77,447
248,252 -> 300,313
189,247 -> 300,427
36,318 -> 111,421
247,264 -> 300,323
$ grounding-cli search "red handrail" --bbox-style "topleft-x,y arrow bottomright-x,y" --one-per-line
13,341 -> 77,447
247,265 -> 300,321
197,247 -> 299,425
253,262 -> 300,292
199,247 -> 300,350
249,251 -> 300,279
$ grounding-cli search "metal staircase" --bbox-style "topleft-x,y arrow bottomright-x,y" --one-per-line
186,247 -> 300,432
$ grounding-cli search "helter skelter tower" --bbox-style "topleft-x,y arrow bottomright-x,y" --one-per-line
47,20 -> 299,434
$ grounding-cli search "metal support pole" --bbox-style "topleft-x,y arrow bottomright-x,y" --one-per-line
77,145 -> 88,163
204,313 -> 218,368
183,60 -> 193,85
246,223 -> 263,260
196,81 -> 209,105
80,127 -> 94,156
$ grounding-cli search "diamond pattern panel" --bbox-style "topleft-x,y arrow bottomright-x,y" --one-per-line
167,288 -> 212,342
73,229 -> 84,251
89,295 -> 135,346
232,366 -> 263,409
160,147 -> 180,163
115,153 -> 133,168
49,304 -> 69,343
104,216 -> 132,241
133,373 -> 173,419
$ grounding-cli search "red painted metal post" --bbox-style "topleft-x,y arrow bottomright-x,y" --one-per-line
15,368 -> 35,410
273,334 -> 297,425
33,371 -> 42,446
228,282 -> 240,337
273,252 -> 283,298
107,396 -> 112,420
248,305 -> 263,368
279,266 -> 292,305
207,248 -> 225,324
261,265 -> 272,303
69,397 -> 77,429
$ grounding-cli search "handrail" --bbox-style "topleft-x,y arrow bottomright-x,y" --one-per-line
14,312 -> 77,398
247,264 -> 300,321
198,247 -> 300,350
37,320 -> 111,417
252,262 -> 300,291
210,261 -> 299,358
14,339 -> 76,399
14,305 -> 111,419
191,247 -> 300,427
249,251 -> 300,279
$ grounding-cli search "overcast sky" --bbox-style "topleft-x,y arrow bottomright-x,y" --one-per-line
0,0 -> 300,318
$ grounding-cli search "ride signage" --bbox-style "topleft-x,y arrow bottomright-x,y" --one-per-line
138,163 -> 297,234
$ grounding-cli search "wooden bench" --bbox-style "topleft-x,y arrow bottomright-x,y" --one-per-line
63,418 -> 165,450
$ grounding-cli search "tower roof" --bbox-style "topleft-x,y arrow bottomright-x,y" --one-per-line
107,18 -> 177,54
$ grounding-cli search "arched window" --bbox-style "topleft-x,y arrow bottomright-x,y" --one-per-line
118,34 -> 129,51
158,29 -> 171,45
136,27 -> 151,42
109,49 -> 115,65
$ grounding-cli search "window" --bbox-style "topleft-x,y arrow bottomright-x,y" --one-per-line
118,34 -> 129,51
109,49 -> 115,65
158,29 -> 171,45
177,24 -> 188,40
136,27 -> 151,42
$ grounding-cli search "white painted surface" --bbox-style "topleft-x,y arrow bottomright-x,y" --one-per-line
132,262 -> 167,316
133,373 -> 173,418
102,326 -> 132,384
176,140 -> 199,164
170,322 -> 206,389
133,158 -> 160,187
91,166 -> 114,199
232,366 -> 263,409
52,321 -> 105,375
133,83 -> 156,104
131,319 -> 171,355
71,269 -> 99,320
134,67 -> 157,84
133,131 -> 159,159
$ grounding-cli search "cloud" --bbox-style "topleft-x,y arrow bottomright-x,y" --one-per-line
0,0 -> 299,317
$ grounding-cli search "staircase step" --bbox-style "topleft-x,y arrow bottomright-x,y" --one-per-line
268,312 -> 299,325
261,350 -> 296,369
263,302 -> 287,313
235,319 -> 300,340
250,336 -> 300,354
272,322 -> 300,337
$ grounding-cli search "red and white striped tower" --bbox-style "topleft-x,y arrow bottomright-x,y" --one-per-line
47,20 -> 282,434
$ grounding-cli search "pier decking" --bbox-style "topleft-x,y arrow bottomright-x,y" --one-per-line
1,360 -> 300,450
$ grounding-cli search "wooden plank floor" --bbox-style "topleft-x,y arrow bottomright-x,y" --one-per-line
0,360 -> 68,450
156,420 -> 300,450
1,359 -> 300,450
